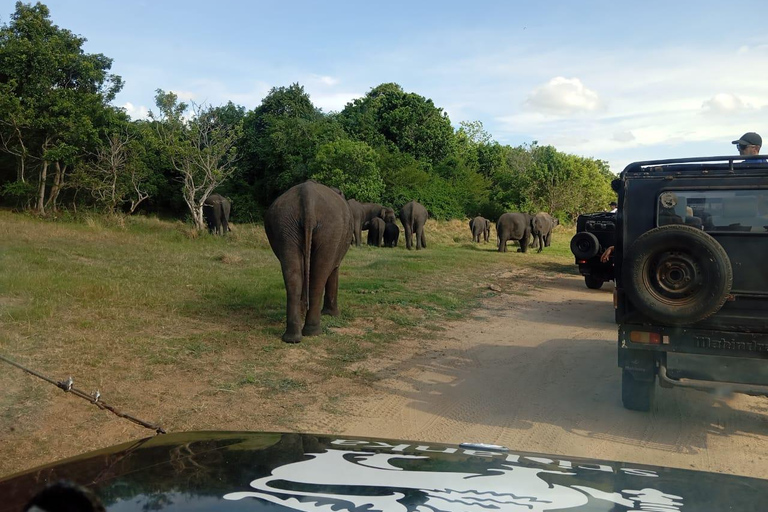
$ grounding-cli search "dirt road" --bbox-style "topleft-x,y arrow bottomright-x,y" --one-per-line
305,269 -> 768,480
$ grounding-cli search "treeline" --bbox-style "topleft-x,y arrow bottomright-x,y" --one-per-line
0,2 -> 615,226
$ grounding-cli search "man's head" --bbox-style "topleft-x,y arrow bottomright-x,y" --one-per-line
609,201 -> 617,209
732,132 -> 762,156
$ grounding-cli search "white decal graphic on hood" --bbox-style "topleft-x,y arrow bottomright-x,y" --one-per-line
223,449 -> 682,511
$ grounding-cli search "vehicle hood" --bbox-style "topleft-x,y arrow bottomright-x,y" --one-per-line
1,431 -> 764,511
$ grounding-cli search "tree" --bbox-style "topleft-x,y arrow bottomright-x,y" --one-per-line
0,2 -> 123,213
151,90 -> 241,230
310,139 -> 384,202
340,83 -> 455,165
239,83 -> 345,206
72,125 -> 154,214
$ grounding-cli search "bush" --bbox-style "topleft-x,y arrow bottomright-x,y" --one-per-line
1,181 -> 36,209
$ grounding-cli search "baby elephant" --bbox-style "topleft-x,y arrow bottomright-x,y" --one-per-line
367,217 -> 386,247
531,212 -> 559,253
383,221 -> 399,247
469,216 -> 491,243
264,180 -> 352,343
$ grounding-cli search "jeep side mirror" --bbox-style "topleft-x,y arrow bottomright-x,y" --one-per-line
611,178 -> 621,193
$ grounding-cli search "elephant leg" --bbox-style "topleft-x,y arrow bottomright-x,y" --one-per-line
355,224 -> 362,247
280,257 -> 305,343
498,235 -> 507,252
214,209 -> 222,235
416,225 -> 426,249
545,232 -> 552,247
403,224 -> 413,250
322,266 -> 340,316
519,231 -> 530,253
537,234 -> 543,253
302,259 -> 328,337
377,230 -> 384,247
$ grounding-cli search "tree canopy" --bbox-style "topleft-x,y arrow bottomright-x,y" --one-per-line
0,2 -> 616,225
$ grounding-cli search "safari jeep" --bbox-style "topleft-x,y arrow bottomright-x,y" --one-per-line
570,211 -> 616,289
614,155 -> 768,411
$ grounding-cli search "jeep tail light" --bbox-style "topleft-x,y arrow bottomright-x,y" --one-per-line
629,331 -> 661,344
577,259 -> 587,264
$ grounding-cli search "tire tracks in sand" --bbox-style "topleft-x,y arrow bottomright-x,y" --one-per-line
330,270 -> 768,480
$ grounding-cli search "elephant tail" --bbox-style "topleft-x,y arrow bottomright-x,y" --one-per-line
300,187 -> 316,313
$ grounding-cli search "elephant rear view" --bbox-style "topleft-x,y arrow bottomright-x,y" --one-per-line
383,221 -> 399,247
367,217 -> 385,247
399,200 -> 428,250
265,181 -> 353,343
204,193 -> 232,235
469,216 -> 490,243
497,212 -> 532,253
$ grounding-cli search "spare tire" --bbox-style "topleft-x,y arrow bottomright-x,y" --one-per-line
623,225 -> 732,325
571,232 -> 600,259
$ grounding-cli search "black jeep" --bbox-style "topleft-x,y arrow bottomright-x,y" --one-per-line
570,211 -> 616,289
614,155 -> 768,411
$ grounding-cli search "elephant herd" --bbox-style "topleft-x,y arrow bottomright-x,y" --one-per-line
471,212 -> 559,254
264,181 -> 429,342
260,180 -> 559,343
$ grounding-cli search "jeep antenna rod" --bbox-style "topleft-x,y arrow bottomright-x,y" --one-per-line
0,354 -> 166,434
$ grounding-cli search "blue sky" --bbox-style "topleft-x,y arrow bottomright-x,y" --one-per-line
6,0 -> 768,173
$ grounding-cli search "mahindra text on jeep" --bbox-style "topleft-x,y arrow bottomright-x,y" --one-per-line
614,155 -> 768,411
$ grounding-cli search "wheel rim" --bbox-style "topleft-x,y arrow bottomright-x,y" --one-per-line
575,238 -> 594,254
643,250 -> 703,304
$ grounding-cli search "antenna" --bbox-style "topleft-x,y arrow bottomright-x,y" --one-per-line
1,354 -> 166,434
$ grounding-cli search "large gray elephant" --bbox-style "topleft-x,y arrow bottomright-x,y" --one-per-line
469,216 -> 491,243
399,200 -> 428,250
203,193 -> 231,235
383,221 -> 399,248
347,199 -> 396,246
531,212 -> 559,253
265,181 -> 353,343
497,212 -> 532,253
367,217 -> 385,247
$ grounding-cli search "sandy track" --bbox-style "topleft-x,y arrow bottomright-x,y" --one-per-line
322,270 -> 768,480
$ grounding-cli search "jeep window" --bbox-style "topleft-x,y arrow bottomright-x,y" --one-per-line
657,190 -> 768,233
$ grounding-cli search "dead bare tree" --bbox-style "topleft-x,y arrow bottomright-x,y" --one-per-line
152,92 -> 241,230
73,129 -> 152,214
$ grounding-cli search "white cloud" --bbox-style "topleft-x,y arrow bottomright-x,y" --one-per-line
310,92 -> 361,113
737,44 -> 768,55
613,131 -> 635,142
122,102 -> 149,120
525,77 -> 602,115
171,90 -> 197,102
701,93 -> 749,115
311,74 -> 340,87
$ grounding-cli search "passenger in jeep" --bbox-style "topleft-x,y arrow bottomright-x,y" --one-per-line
733,131 -> 762,156
733,131 -> 767,163
600,245 -> 613,263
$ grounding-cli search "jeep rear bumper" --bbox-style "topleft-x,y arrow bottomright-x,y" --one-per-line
658,363 -> 768,396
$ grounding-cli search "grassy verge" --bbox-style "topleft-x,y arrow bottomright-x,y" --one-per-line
0,211 -> 575,476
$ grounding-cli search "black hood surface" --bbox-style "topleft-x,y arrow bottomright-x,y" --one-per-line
1,431 -> 765,511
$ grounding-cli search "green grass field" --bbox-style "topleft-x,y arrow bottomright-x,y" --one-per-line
0,211 -> 576,476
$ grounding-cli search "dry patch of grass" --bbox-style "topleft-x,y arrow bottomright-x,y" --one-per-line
0,211 -> 576,477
